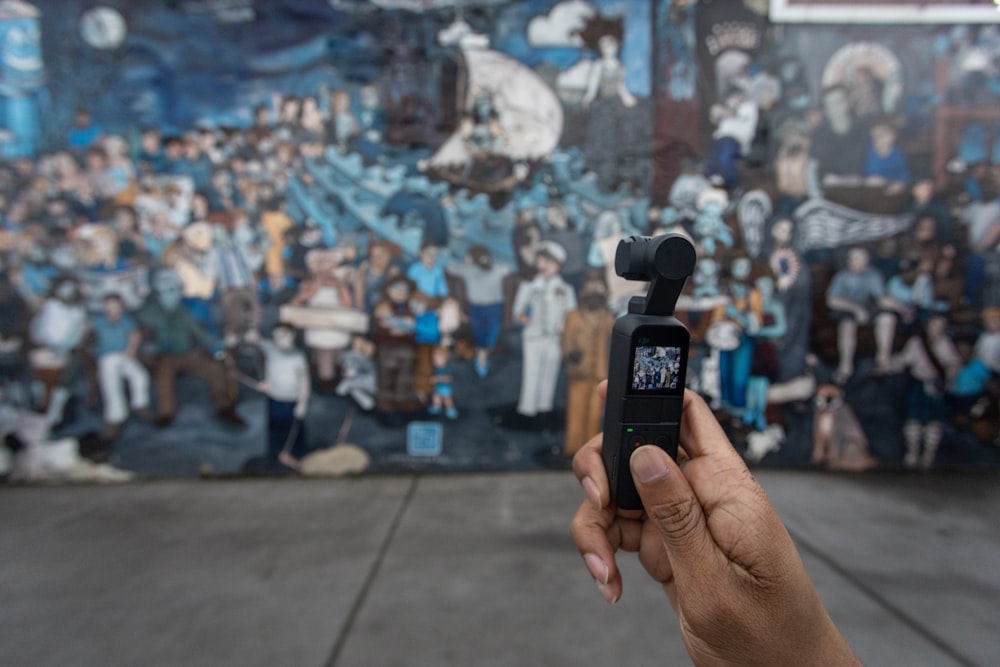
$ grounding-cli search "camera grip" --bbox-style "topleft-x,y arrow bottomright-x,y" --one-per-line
601,317 -> 688,511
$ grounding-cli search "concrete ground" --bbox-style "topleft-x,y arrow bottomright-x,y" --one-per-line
1,470 -> 998,667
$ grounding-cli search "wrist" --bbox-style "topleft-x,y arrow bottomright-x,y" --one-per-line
807,613 -> 860,666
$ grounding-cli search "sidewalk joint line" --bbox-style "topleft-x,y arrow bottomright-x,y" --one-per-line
323,474 -> 421,667
788,527 -> 978,667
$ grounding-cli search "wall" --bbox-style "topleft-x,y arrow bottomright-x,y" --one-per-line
0,0 -> 997,482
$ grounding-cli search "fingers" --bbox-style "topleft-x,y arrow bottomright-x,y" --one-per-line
630,445 -> 719,579
572,432 -> 608,510
570,499 -> 623,605
572,494 -> 651,606
571,380 -> 610,510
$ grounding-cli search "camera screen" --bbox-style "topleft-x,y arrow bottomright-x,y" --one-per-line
630,345 -> 683,392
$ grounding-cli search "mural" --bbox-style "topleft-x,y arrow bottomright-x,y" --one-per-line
0,0 -> 997,482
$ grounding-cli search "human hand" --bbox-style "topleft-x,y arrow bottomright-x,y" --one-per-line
571,382 -> 859,666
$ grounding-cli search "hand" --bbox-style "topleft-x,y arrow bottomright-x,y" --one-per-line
571,382 -> 858,666
293,401 -> 308,420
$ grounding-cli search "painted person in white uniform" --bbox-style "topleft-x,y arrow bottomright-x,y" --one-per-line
513,241 -> 576,418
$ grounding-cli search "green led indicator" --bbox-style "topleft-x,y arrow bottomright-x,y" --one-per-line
627,428 -> 634,433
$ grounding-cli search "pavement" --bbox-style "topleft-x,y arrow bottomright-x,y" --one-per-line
1,469 -> 998,667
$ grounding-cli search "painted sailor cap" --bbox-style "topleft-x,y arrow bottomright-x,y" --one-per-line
535,240 -> 567,265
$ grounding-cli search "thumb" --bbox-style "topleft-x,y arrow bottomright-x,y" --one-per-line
630,445 -> 715,569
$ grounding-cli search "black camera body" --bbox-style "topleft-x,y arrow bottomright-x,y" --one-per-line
602,234 -> 696,510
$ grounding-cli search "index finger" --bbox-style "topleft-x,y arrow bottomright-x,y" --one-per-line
572,431 -> 609,510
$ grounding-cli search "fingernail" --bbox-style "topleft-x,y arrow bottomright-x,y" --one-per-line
582,476 -> 603,510
597,582 -> 619,605
584,553 -> 609,585
631,446 -> 669,484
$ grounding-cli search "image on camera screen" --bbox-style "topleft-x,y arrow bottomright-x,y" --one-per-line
631,345 -> 683,392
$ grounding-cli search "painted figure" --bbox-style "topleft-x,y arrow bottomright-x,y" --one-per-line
577,14 -> 636,192
975,306 -> 1000,376
406,242 -> 449,301
352,84 -> 385,161
825,246 -> 892,383
588,210 -> 645,315
288,248 -> 356,392
134,270 -> 244,429
862,117 -> 909,192
504,212 -> 541,326
889,315 -> 962,470
90,293 -> 150,442
409,290 -> 441,403
28,276 -> 88,425
811,84 -> 867,187
745,275 -> 787,431
336,337 -> 377,411
0,274 -> 30,403
767,217 -> 812,377
773,120 -> 813,205
711,256 -> 762,415
560,274 -> 614,456
705,84 -> 759,191
461,87 -> 504,157
249,321 -> 311,472
260,196 -> 293,293
354,239 -> 402,316
882,254 -> 947,343
327,89 -> 358,151
950,307 -> 1000,445
163,221 -> 218,334
446,244 -> 511,377
427,345 -> 458,420
513,240 -> 576,420
372,275 -> 419,414
542,203 -> 586,289
693,188 -> 734,257
210,210 -> 265,347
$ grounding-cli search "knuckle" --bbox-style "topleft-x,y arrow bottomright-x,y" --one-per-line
645,495 -> 703,543
569,504 -> 602,543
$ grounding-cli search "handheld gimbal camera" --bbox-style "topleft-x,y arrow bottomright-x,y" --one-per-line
602,234 -> 696,510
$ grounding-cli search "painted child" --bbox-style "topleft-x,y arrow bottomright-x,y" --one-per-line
253,322 -> 311,471
427,346 -> 458,420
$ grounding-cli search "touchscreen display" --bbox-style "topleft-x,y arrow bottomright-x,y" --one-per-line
630,345 -> 683,392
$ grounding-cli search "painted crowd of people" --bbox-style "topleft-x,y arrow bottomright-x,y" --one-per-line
1,12 -> 999,478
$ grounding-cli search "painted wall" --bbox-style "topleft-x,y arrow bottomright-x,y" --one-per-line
0,0 -> 997,482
